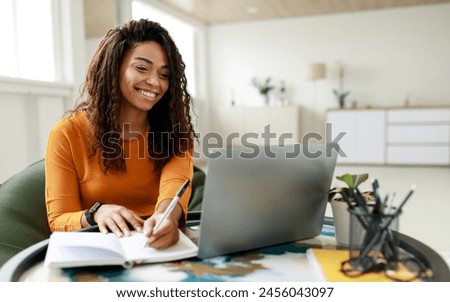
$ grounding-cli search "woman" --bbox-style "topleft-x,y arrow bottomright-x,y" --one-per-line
45,19 -> 196,249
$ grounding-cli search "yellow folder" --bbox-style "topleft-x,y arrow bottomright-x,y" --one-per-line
307,248 -> 420,282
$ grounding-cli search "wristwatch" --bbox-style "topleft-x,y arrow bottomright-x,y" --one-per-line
85,202 -> 102,226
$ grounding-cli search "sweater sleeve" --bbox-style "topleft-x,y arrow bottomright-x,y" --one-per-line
156,151 -> 194,219
45,121 -> 85,232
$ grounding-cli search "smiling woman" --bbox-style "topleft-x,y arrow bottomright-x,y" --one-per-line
119,41 -> 170,116
45,19 -> 197,250
132,0 -> 198,97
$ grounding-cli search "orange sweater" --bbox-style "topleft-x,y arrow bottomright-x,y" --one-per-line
45,111 -> 193,232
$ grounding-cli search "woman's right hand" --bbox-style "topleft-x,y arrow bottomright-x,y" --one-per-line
87,204 -> 145,237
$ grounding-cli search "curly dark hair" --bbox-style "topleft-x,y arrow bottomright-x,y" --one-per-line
70,19 -> 196,173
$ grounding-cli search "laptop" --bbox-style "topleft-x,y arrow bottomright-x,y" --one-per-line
196,143 -> 338,259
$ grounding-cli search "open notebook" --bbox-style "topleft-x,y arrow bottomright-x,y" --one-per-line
44,229 -> 198,269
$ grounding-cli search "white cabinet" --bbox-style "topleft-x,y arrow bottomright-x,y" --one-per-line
326,107 -> 450,166
386,108 -> 450,165
211,106 -> 301,146
326,110 -> 385,164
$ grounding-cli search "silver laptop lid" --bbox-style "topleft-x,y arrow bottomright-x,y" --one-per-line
197,144 -> 337,259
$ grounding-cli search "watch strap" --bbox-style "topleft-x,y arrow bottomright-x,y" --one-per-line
85,202 -> 102,226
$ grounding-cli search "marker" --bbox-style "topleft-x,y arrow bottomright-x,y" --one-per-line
143,179 -> 190,248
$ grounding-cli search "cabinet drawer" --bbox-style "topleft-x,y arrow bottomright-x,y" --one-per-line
387,125 -> 450,143
387,109 -> 450,123
387,146 -> 450,165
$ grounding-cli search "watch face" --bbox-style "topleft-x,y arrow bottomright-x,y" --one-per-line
89,202 -> 102,214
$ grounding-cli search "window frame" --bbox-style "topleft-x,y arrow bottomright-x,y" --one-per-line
0,0 -> 78,98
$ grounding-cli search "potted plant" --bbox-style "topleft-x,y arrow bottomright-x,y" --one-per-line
252,77 -> 275,106
328,173 -> 373,246
328,173 -> 372,203
333,61 -> 350,108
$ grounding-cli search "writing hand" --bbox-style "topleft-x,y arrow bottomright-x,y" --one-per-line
142,212 -> 180,249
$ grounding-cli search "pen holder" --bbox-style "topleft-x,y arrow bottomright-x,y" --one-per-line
343,205 -> 431,281
348,206 -> 371,250
339,181 -> 422,280
347,206 -> 400,272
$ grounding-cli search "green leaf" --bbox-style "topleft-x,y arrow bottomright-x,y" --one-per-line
336,173 -> 368,188
354,173 -> 368,187
336,174 -> 355,188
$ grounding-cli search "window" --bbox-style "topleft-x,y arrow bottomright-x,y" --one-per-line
132,0 -> 197,97
0,0 -> 56,82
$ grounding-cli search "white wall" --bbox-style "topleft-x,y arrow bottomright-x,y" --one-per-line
207,4 -> 450,136
2,3 -> 450,182
0,81 -> 70,183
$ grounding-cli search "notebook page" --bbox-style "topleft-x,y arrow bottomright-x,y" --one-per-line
119,230 -> 198,263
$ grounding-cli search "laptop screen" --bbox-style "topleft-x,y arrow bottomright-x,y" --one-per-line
197,144 -> 338,259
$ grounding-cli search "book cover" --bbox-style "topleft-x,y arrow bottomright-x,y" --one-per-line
44,229 -> 198,269
306,248 -> 420,282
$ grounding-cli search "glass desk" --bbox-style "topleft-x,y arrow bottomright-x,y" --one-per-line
1,217 -> 449,282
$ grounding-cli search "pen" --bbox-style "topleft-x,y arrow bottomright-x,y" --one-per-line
354,187 -> 370,214
372,178 -> 382,214
384,192 -> 396,215
379,184 -> 416,231
340,188 -> 369,229
392,184 -> 417,217
339,188 -> 355,210
143,179 -> 190,248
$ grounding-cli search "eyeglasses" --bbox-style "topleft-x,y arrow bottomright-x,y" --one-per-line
341,254 -> 433,282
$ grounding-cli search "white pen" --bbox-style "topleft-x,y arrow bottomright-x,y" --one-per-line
143,179 -> 190,248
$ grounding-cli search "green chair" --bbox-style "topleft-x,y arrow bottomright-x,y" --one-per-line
188,165 -> 206,212
0,160 -> 50,267
0,159 -> 205,267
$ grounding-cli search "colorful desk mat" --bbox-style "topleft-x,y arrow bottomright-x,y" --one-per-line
27,224 -> 337,282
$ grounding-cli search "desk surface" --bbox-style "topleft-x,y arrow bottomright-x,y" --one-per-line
1,218 -> 449,282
